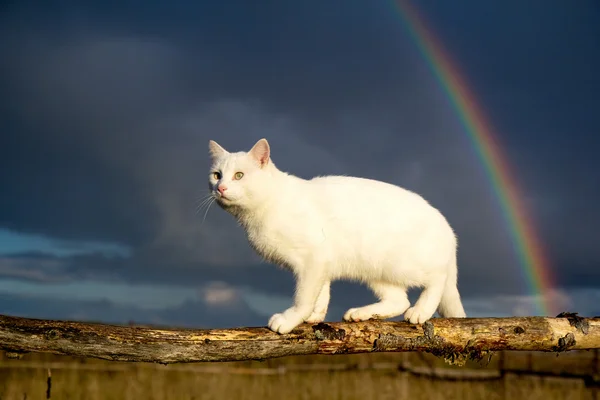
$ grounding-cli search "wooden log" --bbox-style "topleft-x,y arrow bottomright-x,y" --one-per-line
0,313 -> 598,365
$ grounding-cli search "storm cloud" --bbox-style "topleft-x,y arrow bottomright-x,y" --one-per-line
1,0 -> 599,326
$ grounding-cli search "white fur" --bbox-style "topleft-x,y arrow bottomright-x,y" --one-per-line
208,138 -> 467,334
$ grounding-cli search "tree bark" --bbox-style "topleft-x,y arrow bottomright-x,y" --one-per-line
0,313 -> 598,365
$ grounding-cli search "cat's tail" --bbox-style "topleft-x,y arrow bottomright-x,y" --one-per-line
437,251 -> 467,318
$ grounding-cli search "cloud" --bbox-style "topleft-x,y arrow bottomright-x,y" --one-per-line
0,255 -> 73,283
461,287 -> 600,318
0,228 -> 130,258
0,281 -> 264,328
200,281 -> 240,306
0,0 -> 598,327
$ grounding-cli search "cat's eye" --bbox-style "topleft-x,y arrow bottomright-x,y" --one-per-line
234,172 -> 244,180
212,172 -> 221,181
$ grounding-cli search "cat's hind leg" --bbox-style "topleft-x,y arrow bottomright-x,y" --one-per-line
343,282 -> 410,322
305,281 -> 330,323
403,275 -> 446,324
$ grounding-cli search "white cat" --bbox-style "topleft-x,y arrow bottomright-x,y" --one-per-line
208,138 -> 467,334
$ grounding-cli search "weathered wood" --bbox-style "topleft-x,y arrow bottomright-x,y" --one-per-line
0,313 -> 598,365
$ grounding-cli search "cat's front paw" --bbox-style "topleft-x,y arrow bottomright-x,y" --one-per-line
343,307 -> 381,322
305,310 -> 327,324
268,309 -> 304,334
343,307 -> 364,322
403,306 -> 433,324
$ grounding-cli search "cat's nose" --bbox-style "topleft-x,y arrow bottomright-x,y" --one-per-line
217,185 -> 228,195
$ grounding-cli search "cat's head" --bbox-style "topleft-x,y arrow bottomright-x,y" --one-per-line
207,138 -> 273,211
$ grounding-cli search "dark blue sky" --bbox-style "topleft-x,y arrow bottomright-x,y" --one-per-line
1,0 -> 599,327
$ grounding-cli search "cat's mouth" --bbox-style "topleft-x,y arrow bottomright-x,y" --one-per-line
215,193 -> 233,205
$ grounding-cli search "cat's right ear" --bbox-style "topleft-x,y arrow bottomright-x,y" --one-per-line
208,140 -> 229,160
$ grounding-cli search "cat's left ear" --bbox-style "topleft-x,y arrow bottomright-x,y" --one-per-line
249,138 -> 270,168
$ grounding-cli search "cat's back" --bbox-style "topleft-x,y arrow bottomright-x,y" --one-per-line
308,175 -> 426,207
305,174 -> 447,231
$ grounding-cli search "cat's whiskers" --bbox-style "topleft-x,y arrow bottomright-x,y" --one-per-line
195,193 -> 215,215
194,191 -> 218,228
200,197 -> 216,227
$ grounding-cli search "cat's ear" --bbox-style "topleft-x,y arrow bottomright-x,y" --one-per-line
208,140 -> 229,160
249,138 -> 270,168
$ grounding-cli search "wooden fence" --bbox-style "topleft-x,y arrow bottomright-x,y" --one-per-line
2,350 -> 599,384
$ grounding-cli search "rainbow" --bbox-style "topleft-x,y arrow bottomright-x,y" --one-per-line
393,0 -> 557,316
